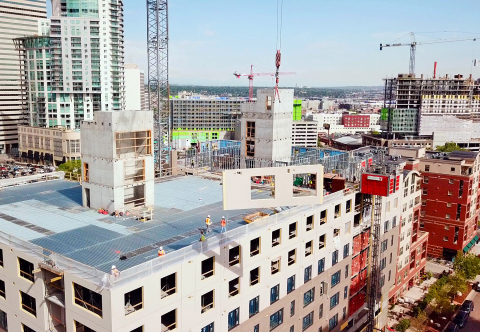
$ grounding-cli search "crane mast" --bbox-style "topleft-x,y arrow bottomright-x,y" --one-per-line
147,0 -> 170,177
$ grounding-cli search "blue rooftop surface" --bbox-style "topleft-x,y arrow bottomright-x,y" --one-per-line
0,177 -> 265,273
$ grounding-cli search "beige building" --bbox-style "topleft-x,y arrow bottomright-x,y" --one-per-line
18,125 -> 80,165
0,0 -> 47,154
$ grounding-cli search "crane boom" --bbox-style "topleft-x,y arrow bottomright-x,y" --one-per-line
380,33 -> 479,75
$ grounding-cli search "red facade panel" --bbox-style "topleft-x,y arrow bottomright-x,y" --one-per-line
343,115 -> 370,128
361,173 -> 391,196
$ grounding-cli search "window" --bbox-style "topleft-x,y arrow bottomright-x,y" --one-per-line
449,179 -> 454,184
289,222 -> 297,239
272,229 -> 281,247
305,241 -> 313,257
381,239 -> 388,252
446,214 -> 450,219
201,323 -> 214,332
331,271 -> 340,287
229,278 -> 240,297
346,199 -> 352,213
0,249 -> 3,267
319,234 -> 326,249
201,290 -> 214,313
0,279 -> 4,299
302,311 -> 314,331
330,292 -> 339,309
380,257 -> 386,270
287,275 -> 296,293
288,249 -> 296,266
270,284 -> 280,304
228,308 -> 240,330
19,258 -> 34,282
344,286 -> 348,299
318,258 -> 325,274
304,265 -> 312,283
422,200 -> 426,207
345,265 -> 349,278
74,321 -> 97,332
384,220 -> 390,233
250,267 -> 260,286
290,326 -> 294,332
343,244 -> 350,258
329,314 -> 338,331
332,250 -> 338,265
271,258 -> 280,274
423,188 -> 428,195
288,300 -> 295,318
320,209 -> 327,224
74,283 -> 102,317
83,162 -> 89,181
392,216 -> 397,228
21,291 -> 36,317
303,287 -> 315,307
333,228 -> 340,237
425,165 -> 430,172
451,167 -> 455,172
334,204 -> 341,218
250,237 -> 260,257
306,215 -> 314,231
447,202 -> 452,207
254,325 -> 260,332
161,273 -> 176,298
445,225 -> 450,230
319,303 -> 323,318
270,308 -> 284,331
249,296 -> 259,317
448,191 -> 453,196
423,176 -> 428,184
22,324 -> 36,332
229,245 -> 241,266
201,257 -> 214,279
343,306 -> 347,320
444,236 -> 448,241
0,310 -> 6,331
124,287 -> 143,315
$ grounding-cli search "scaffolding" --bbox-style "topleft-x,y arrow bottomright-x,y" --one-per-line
115,130 -> 152,158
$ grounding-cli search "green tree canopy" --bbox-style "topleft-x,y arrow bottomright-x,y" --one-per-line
453,252 -> 480,280
58,159 -> 81,174
435,142 -> 467,152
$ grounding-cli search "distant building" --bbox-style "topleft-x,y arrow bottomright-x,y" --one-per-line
362,134 -> 434,150
18,125 -> 80,165
320,98 -> 335,110
292,121 -> 318,147
310,113 -> 380,135
125,64 -> 146,111
0,0 -> 47,154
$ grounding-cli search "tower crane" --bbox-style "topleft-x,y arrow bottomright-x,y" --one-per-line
380,32 -> 479,75
233,65 -> 295,101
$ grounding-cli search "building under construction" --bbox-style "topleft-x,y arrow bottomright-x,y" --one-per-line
382,73 -> 480,147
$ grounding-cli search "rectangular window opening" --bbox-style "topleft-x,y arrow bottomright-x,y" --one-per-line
201,257 -> 214,280
124,287 -> 143,316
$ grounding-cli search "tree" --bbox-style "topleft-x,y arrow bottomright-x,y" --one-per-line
431,283 -> 453,315
396,319 -> 410,332
57,159 -> 81,174
435,142 -> 467,152
447,273 -> 468,297
453,252 -> 480,280
371,130 -> 380,135
410,310 -> 428,332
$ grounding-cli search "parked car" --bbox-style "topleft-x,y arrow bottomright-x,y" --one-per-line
445,322 -> 460,332
453,310 -> 469,328
461,300 -> 474,313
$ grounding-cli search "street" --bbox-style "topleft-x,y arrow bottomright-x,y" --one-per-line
463,289 -> 480,331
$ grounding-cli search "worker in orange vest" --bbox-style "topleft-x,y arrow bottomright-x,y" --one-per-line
158,246 -> 165,257
221,216 -> 226,233
205,215 -> 212,233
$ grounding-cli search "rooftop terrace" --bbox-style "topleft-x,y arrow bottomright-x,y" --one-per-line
0,176 -> 268,273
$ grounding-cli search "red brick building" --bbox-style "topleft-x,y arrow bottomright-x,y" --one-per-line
342,115 -> 370,128
419,151 -> 480,260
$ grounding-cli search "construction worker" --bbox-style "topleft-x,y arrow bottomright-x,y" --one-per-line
221,216 -> 226,233
191,159 -> 195,168
199,230 -> 206,242
158,246 -> 165,257
111,265 -> 120,277
205,215 -> 212,233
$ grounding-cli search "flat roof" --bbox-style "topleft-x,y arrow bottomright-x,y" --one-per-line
0,177 -> 270,273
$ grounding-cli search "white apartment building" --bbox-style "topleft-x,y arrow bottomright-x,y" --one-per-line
125,64 -> 145,111
14,0 -> 125,130
0,0 -> 47,154
0,172 -> 370,332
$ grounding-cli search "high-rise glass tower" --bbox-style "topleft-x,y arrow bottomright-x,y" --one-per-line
15,0 -> 124,130
0,0 -> 47,154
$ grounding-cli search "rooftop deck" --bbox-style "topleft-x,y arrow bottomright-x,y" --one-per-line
0,176 -> 266,273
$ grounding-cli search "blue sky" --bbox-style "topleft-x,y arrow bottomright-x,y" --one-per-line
62,1 -> 480,86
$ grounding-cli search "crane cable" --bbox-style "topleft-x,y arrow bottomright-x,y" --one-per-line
276,0 -> 284,50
